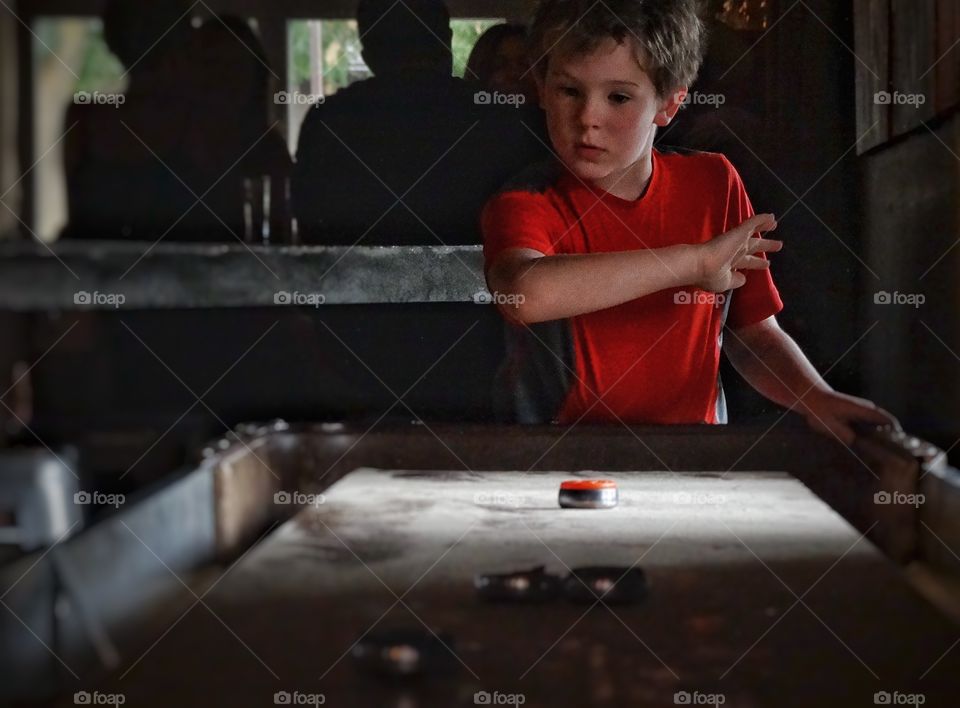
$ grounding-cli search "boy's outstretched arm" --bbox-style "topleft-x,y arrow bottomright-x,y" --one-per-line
724,316 -> 900,445
488,214 -> 781,324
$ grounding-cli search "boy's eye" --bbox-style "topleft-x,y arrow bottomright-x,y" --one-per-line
610,93 -> 632,105
558,85 -> 580,97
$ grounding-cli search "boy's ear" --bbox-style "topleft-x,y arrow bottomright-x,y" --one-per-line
655,87 -> 688,126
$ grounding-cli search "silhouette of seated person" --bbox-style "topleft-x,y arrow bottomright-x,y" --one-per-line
465,23 -> 538,103
62,3 -> 290,242
293,0 -> 546,246
54,8 -> 303,446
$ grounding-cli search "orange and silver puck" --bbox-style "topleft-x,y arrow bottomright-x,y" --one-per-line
558,479 -> 618,509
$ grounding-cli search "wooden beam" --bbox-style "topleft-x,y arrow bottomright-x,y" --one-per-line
853,0 -> 890,153
935,0 -> 960,115
890,0 -> 936,137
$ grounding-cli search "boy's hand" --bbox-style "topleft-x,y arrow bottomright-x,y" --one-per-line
696,213 -> 782,293
800,389 -> 902,446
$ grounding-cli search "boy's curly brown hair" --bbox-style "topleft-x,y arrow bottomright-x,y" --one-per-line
528,0 -> 705,98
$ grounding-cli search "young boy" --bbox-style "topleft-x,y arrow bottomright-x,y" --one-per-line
482,0 -> 897,445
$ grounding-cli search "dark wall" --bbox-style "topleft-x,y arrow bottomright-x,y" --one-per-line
860,113 -> 960,451
852,0 -> 960,453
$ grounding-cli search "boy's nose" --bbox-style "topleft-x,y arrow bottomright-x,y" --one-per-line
577,99 -> 602,129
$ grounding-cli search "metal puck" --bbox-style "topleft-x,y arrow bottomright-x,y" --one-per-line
351,629 -> 454,677
474,565 -> 562,603
558,479 -> 619,509
564,566 -> 649,604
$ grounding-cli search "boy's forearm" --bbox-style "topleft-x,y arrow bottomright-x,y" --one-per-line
494,245 -> 701,323
724,319 -> 833,414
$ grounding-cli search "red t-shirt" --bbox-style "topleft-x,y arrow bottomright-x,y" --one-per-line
481,149 -> 783,425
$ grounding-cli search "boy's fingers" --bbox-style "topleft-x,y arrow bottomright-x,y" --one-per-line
739,213 -> 777,236
748,237 -> 783,254
853,404 -> 900,429
734,255 -> 770,270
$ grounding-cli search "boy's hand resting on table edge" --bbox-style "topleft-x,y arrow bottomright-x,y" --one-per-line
799,389 -> 901,447
696,213 -> 782,293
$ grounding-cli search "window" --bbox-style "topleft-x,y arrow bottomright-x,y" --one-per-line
31,17 -> 124,240
25,14 -> 506,237
285,18 -> 502,152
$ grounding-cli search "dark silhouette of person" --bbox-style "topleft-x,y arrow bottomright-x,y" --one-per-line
293,0 -> 547,246
465,23 -> 538,103
52,8 -> 302,451
175,16 -> 292,242
62,0 -> 195,240
62,4 -> 290,242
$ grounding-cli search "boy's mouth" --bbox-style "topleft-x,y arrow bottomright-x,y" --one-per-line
575,142 -> 606,157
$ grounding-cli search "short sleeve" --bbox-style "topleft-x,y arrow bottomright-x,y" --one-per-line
722,158 -> 785,329
481,191 -> 559,274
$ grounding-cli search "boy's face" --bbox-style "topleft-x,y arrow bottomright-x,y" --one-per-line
538,38 -> 685,197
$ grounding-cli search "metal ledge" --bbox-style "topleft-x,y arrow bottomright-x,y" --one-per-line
0,241 -> 488,310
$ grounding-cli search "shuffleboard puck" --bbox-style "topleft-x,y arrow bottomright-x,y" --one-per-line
351,629 -> 455,677
559,479 -> 619,509
474,565 -> 562,603
564,566 -> 649,604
